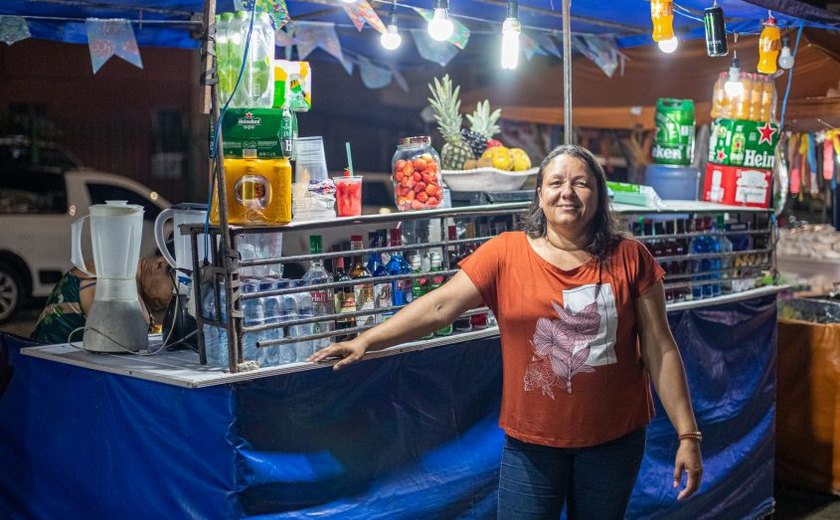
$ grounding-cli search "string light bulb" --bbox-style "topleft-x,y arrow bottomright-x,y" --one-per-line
658,36 -> 679,53
341,0 -> 358,3
380,3 -> 402,50
724,56 -> 744,97
778,34 -> 794,70
428,0 -> 454,41
500,1 -> 521,70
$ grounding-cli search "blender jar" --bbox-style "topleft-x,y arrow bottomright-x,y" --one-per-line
391,136 -> 443,212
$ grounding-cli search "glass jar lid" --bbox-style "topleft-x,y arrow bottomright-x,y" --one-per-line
398,136 -> 432,147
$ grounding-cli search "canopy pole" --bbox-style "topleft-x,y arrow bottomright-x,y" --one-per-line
562,0 -> 572,144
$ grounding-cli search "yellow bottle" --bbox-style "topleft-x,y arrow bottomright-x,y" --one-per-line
210,157 -> 292,226
734,73 -> 753,120
748,73 -> 764,121
757,15 -> 781,75
650,0 -> 674,42
711,72 -> 727,119
760,75 -> 777,121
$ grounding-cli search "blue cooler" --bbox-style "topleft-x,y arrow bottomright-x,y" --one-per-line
644,164 -> 700,200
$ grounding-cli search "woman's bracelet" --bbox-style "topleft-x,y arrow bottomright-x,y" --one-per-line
678,431 -> 703,443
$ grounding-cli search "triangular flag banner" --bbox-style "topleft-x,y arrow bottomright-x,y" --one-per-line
521,33 -> 539,60
292,21 -> 346,66
343,0 -> 386,34
412,8 -> 469,50
572,34 -> 620,78
85,19 -> 143,74
411,29 -> 460,67
389,64 -> 409,93
0,16 -> 30,45
359,58 -> 393,89
234,0 -> 291,29
539,35 -> 562,58
275,26 -> 295,47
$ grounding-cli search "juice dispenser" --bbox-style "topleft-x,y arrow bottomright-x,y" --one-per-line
71,201 -> 148,353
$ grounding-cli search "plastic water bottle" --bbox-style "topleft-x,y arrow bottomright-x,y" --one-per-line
240,279 -> 264,363
276,278 -> 298,365
291,280 -> 314,361
258,278 -> 282,367
202,286 -> 229,368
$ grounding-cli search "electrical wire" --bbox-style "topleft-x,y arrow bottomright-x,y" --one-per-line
778,21 -> 804,130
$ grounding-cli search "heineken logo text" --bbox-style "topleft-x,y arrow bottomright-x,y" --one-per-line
743,149 -> 775,168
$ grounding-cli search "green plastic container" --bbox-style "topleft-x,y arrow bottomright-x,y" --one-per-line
652,98 -> 695,166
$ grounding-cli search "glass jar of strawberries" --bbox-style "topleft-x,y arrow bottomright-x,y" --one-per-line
391,136 -> 444,212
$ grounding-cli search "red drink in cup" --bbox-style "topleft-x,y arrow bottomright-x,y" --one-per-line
333,175 -> 363,217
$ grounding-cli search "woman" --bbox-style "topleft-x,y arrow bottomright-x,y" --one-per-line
309,144 -> 702,518
31,255 -> 175,344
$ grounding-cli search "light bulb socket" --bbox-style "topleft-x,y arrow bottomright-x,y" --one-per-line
781,33 -> 791,48
506,1 -> 519,20
434,0 -> 449,10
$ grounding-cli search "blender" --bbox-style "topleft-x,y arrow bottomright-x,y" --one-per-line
71,201 -> 148,353
154,203 -> 208,349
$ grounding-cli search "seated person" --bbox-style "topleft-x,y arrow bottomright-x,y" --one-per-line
31,255 -> 175,344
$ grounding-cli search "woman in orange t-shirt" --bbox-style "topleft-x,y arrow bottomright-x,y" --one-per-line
310,145 -> 703,518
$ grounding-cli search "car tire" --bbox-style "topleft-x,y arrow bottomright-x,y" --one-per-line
0,261 -> 23,324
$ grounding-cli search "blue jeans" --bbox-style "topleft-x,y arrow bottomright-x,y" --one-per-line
497,428 -> 646,520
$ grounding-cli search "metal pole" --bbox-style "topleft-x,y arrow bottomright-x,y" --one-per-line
562,0 -> 572,144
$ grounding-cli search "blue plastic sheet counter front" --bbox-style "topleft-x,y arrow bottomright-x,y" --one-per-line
0,294 -> 777,519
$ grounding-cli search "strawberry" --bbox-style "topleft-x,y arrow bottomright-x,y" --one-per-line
486,139 -> 503,148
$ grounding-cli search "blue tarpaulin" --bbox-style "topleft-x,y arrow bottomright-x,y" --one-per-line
0,294 -> 777,519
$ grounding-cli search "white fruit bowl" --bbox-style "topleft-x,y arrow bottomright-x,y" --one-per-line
441,166 -> 538,192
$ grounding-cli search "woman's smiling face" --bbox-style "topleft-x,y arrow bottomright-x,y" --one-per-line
538,154 -> 599,235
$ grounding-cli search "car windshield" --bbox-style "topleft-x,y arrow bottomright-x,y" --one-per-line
0,168 -> 67,214
0,142 -> 79,170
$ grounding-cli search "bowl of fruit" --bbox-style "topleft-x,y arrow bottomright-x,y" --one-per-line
427,75 -> 538,193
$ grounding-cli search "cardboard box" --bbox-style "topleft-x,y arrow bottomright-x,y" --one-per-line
702,163 -> 772,208
221,108 -> 284,158
708,118 -> 780,168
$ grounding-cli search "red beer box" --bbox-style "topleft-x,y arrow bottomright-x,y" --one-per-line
702,163 -> 772,208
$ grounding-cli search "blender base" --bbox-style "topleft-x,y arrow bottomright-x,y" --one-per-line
83,300 -> 149,353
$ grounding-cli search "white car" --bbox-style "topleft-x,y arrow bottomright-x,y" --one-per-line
0,137 -> 171,322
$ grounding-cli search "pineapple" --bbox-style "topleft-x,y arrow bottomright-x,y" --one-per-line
427,75 -> 475,170
464,100 -> 502,158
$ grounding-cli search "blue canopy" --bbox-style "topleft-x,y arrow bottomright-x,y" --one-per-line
1,0 -> 838,54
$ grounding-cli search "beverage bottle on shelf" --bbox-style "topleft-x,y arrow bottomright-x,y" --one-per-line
707,216 -> 722,298
276,279 -> 299,365
291,279 -> 314,362
711,72 -> 730,120
447,225 -> 472,333
333,255 -> 357,342
258,277 -> 282,367
650,0 -> 675,43
760,75 -> 777,121
378,229 -> 391,265
748,74 -> 764,121
689,217 -> 709,300
366,231 -> 391,324
240,278 -> 265,363
716,215 -> 734,293
464,222 -> 488,329
410,254 -> 434,339
734,74 -> 753,120
728,217 -> 753,292
385,228 -> 412,317
215,13 -> 235,106
301,235 -> 334,352
757,15 -> 781,76
202,285 -> 228,368
350,235 -> 376,329
669,219 -> 688,302
653,222 -> 673,303
430,251 -> 453,337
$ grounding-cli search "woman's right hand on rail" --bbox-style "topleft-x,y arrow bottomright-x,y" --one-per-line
308,338 -> 368,371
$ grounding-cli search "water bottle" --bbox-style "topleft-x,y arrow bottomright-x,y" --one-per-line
291,280 -> 315,361
258,277 -> 282,367
240,279 -> 264,363
276,278 -> 298,365
202,285 -> 229,368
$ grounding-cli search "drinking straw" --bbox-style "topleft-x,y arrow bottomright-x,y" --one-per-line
345,141 -> 354,176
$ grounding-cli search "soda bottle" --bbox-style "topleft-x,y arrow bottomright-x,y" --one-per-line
350,235 -> 375,329
333,255 -> 357,342
748,73 -> 763,121
760,75 -> 777,121
711,72 -> 727,120
734,73 -> 753,120
385,229 -> 412,315
366,231 -> 391,324
650,0 -> 675,43
757,15 -> 781,75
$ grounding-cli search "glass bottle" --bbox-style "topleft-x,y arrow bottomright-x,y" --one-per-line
350,235 -> 375,329
385,228 -> 412,316
333,255 -> 356,342
366,231 -> 391,324
301,235 -> 334,351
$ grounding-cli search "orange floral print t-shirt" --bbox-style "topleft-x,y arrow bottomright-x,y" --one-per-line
459,231 -> 665,448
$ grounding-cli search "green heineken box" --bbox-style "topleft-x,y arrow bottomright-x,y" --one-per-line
651,98 -> 695,166
222,108 -> 286,158
708,118 -> 780,169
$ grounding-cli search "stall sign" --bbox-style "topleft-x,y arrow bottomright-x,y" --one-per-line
703,163 -> 772,208
708,118 -> 779,168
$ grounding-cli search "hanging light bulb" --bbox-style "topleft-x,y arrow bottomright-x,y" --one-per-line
380,3 -> 402,50
428,0 -> 454,41
778,34 -> 794,70
342,0 -> 358,4
724,56 -> 744,97
658,36 -> 679,53
500,1 -> 521,70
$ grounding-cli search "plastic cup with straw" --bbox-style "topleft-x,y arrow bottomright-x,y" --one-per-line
333,141 -> 363,217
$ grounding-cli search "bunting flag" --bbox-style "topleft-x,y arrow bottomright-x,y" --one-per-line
521,33 -> 539,60
0,16 -> 30,45
572,34 -> 622,77
411,29 -> 460,67
389,64 -> 409,93
412,7 -> 469,50
234,0 -> 290,28
275,26 -> 295,47
292,21 -> 350,73
343,0 -> 386,34
85,19 -> 143,74
359,58 -> 392,89
539,35 -> 562,58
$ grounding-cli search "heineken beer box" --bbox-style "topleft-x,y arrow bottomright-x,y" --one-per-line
702,163 -> 772,208
652,98 -> 695,166
708,118 -> 780,168
222,108 -> 287,158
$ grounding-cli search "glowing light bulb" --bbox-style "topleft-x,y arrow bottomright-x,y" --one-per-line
500,2 -> 521,70
657,36 -> 679,53
724,58 -> 744,97
341,0 -> 357,3
428,7 -> 454,41
380,23 -> 402,50
778,36 -> 794,69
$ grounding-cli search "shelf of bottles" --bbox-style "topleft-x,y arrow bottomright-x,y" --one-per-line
187,202 -> 775,373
